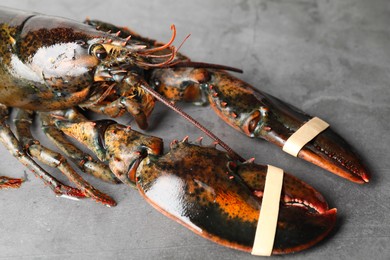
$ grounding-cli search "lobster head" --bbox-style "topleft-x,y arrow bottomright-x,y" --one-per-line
84,25 -> 180,129
16,14 -> 178,127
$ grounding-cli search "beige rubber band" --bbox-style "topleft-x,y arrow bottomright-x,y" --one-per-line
282,117 -> 329,157
251,165 -> 284,256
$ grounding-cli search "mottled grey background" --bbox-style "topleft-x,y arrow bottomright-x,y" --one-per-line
0,0 -> 389,259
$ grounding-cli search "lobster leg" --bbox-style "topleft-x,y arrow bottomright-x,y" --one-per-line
150,67 -> 370,183
38,111 -> 120,184
13,109 -> 116,206
0,106 -> 87,199
0,176 -> 24,189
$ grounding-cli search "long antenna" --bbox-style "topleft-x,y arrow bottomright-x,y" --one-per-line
140,83 -> 245,162
169,61 -> 243,73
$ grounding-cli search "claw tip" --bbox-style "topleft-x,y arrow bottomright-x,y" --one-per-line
362,172 -> 370,183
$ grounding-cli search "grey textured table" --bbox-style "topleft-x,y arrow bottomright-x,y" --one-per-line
0,1 -> 389,259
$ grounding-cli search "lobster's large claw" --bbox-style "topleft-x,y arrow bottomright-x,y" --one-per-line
206,71 -> 370,183
136,141 -> 336,254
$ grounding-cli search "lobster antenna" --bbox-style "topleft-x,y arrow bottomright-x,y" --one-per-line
175,33 -> 191,53
138,24 -> 177,54
139,83 -> 245,162
168,61 -> 243,73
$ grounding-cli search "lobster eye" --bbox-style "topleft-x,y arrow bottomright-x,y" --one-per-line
89,44 -> 108,60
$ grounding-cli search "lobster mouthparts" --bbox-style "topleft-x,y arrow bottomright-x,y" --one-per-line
136,141 -> 336,254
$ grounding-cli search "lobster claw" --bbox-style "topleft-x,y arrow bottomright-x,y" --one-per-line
136,141 -> 336,254
206,72 -> 370,183
237,162 -> 336,254
254,93 -> 370,183
57,117 -> 336,254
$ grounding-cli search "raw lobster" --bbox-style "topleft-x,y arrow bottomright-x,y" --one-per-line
0,7 -> 368,255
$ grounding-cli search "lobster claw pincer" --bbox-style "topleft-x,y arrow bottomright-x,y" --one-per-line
136,141 -> 336,254
203,71 -> 370,183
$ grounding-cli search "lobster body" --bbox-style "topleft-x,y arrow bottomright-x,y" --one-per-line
0,7 -> 370,255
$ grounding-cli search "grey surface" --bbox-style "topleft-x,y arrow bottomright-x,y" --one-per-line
0,0 -> 389,259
